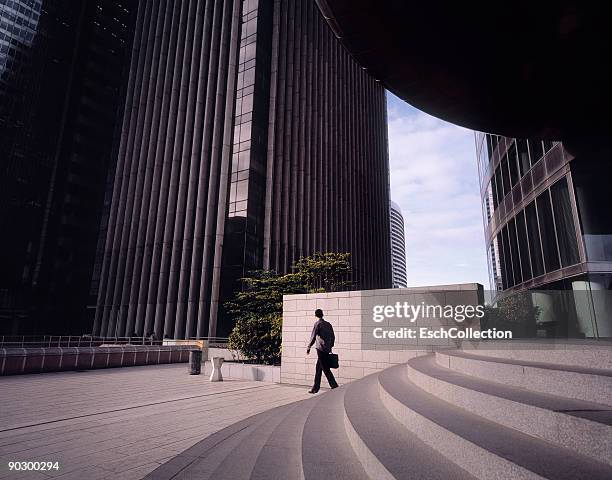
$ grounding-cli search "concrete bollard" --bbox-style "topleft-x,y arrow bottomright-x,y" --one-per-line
189,349 -> 202,375
210,357 -> 224,382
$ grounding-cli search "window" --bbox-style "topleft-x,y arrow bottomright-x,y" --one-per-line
480,135 -> 490,173
543,140 -> 554,154
496,231 -> 509,289
516,139 -> 530,177
494,164 -> 504,202
507,142 -> 519,187
491,238 -> 503,290
239,42 -> 256,63
235,179 -> 248,202
491,175 -> 499,209
508,218 -> 522,285
238,151 -> 250,171
551,177 -> 580,267
239,121 -> 251,142
528,140 -> 544,164
490,135 -> 500,156
536,191 -> 560,272
486,134 -> 494,159
525,201 -> 545,277
516,210 -> 532,281
501,153 -> 512,197
241,93 -> 253,114
243,67 -> 255,88
484,182 -> 494,223
501,225 -> 515,287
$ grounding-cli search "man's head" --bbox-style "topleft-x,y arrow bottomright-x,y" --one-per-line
315,309 -> 324,319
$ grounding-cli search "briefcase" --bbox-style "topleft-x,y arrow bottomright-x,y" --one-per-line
328,353 -> 339,369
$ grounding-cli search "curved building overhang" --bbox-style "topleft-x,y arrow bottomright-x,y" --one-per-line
316,0 -> 612,145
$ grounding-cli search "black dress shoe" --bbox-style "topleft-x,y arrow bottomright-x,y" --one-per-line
308,389 -> 318,394
331,385 -> 338,389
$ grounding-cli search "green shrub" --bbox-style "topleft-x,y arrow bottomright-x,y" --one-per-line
227,313 -> 282,365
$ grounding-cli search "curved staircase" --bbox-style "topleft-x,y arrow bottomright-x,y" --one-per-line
145,349 -> 612,480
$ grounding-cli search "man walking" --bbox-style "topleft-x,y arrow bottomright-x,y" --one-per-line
307,309 -> 338,393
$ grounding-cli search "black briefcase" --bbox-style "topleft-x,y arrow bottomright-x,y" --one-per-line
328,353 -> 339,369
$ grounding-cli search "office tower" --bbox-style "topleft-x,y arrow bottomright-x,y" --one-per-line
94,0 -> 392,339
476,133 -> 612,338
0,0 -> 135,335
389,201 -> 407,288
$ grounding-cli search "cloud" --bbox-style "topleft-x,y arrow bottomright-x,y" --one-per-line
387,93 -> 489,287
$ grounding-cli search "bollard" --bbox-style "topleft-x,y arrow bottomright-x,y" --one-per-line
209,357 -> 224,381
189,349 -> 202,375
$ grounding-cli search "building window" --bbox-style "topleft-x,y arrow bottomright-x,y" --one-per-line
508,218 -> 522,285
495,164 -> 504,205
516,139 -> 530,177
501,225 -> 514,288
551,177 -> 580,267
496,231 -> 509,289
525,201 -> 545,277
536,191 -> 561,272
507,142 -> 519,187
501,153 -> 512,197
516,210 -> 532,281
528,140 -> 544,164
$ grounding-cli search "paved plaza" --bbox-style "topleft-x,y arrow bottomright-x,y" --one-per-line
0,364 -> 311,480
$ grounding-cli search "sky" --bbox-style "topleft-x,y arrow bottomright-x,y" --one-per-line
386,92 -> 489,287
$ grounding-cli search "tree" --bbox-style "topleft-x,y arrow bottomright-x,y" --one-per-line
226,252 -> 352,364
225,270 -> 306,319
293,252 -> 352,292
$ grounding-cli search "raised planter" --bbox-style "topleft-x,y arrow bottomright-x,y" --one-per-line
203,361 -> 281,383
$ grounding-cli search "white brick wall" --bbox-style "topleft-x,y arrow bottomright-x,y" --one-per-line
280,284 -> 482,386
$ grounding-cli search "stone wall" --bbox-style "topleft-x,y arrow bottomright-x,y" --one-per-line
281,284 -> 482,386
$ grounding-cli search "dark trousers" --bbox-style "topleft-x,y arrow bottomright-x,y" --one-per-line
312,349 -> 338,391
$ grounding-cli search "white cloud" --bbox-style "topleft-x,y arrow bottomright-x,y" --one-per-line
387,93 -> 489,287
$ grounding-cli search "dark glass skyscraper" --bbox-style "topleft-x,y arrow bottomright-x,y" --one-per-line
476,133 -> 612,338
0,0 -> 135,335
94,0 -> 392,339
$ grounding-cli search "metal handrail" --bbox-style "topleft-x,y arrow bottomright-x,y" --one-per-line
0,335 -> 229,349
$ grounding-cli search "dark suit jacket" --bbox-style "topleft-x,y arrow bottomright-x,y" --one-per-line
308,318 -> 335,353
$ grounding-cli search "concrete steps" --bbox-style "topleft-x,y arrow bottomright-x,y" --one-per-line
302,386 -> 369,480
406,354 -> 612,466
343,373 -> 475,480
251,397 -> 319,480
144,405 -> 282,480
436,350 -> 612,406
379,364 -> 611,480
146,347 -> 612,480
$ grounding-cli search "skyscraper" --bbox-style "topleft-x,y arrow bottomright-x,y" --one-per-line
93,0 -> 392,339
390,201 -> 407,288
0,0 -> 135,335
476,133 -> 612,338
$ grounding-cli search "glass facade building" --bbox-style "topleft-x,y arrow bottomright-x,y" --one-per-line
476,133 -> 612,338
0,0 -> 135,335
390,201 -> 407,288
93,0 -> 392,339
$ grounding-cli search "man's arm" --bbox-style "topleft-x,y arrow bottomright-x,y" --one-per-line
330,325 -> 335,349
307,322 -> 318,353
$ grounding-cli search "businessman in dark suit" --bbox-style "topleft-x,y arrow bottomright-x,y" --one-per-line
307,309 -> 338,393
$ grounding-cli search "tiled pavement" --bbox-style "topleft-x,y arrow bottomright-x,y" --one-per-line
0,364 -> 311,480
